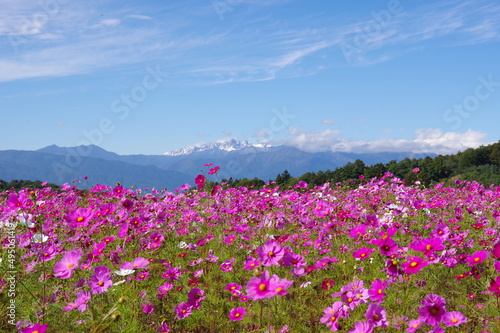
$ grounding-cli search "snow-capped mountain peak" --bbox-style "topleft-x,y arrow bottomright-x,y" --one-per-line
163,138 -> 275,156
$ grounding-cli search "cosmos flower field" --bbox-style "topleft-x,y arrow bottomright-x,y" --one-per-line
1,168 -> 500,332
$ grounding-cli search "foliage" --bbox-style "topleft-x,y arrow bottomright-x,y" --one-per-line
1,171 -> 500,332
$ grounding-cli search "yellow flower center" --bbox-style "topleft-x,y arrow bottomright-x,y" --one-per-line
410,262 -> 418,267
259,284 -> 267,291
76,217 -> 84,222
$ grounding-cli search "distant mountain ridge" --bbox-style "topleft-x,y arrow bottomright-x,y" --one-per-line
0,140 -> 437,189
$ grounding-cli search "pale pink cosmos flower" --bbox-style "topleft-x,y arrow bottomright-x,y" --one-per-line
120,257 -> 149,270
53,250 -> 82,279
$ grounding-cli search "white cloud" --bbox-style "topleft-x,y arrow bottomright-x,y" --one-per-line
284,128 -> 491,154
321,119 -> 335,125
254,128 -> 271,138
126,14 -> 153,20
100,19 -> 121,27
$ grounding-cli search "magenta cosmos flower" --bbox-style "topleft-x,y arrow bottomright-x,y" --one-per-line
195,174 -> 206,190
228,307 -> 247,321
367,279 -> 387,303
365,303 -> 388,328
257,240 -> 285,266
488,276 -> 500,296
174,302 -> 193,319
418,294 -> 447,326
21,323 -> 49,333
465,250 -> 488,266
352,247 -> 374,260
410,237 -> 445,256
65,207 -> 94,228
246,270 -> 292,300
401,256 -> 428,274
53,249 -> 82,279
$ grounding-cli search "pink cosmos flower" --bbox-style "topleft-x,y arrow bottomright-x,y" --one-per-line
53,249 -> 82,279
224,234 -> 236,244
120,257 -> 150,270
225,283 -> 242,293
410,237 -> 445,256
6,192 -> 33,210
257,240 -> 285,266
492,242 -> 500,259
418,294 -> 447,326
157,322 -> 171,333
21,323 -> 49,333
220,258 -> 236,272
174,302 -> 193,319
208,166 -> 220,175
349,321 -> 373,333
368,279 -> 387,303
142,303 -> 155,314
195,174 -> 206,191
157,282 -> 174,298
187,288 -> 206,309
465,250 -> 488,266
443,311 -> 467,327
65,207 -> 94,228
378,238 -> 399,256
228,307 -> 247,321
365,303 -> 388,328
273,276 -> 294,296
62,290 -> 91,312
352,247 -> 374,260
246,270 -> 278,300
88,265 -> 113,294
342,290 -> 365,310
488,276 -> 500,296
320,301 -> 348,332
162,266 -> 182,281
406,318 -> 422,332
282,252 -> 306,268
401,256 -> 428,274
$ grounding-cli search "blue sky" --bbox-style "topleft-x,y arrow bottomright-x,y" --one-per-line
1,0 -> 499,155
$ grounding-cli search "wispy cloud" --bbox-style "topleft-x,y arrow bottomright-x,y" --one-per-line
336,0 -> 500,65
1,0 -> 499,83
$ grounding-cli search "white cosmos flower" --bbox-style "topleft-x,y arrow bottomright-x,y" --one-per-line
18,214 -> 35,228
32,233 -> 48,243
114,269 -> 134,276
178,241 -> 187,249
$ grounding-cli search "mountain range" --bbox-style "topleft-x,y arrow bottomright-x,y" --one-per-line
0,139 -> 436,190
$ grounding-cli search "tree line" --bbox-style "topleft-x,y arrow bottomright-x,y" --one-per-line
0,179 -> 60,191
